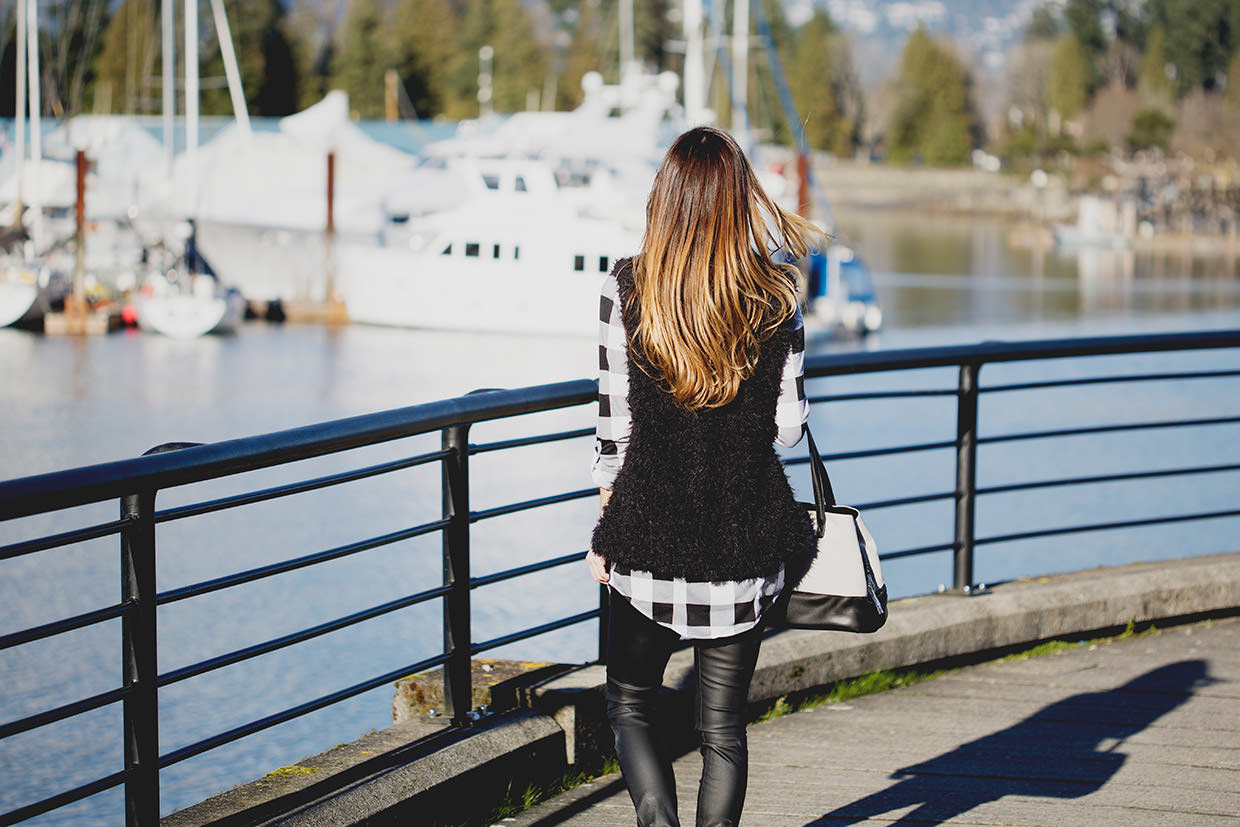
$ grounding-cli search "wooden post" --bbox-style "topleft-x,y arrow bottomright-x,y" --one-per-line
63,150 -> 90,330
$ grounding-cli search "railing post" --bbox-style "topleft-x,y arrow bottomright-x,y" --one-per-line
953,362 -> 980,591
121,488 -> 159,826
442,423 -> 473,725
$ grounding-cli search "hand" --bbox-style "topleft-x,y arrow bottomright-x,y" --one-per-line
585,550 -> 609,584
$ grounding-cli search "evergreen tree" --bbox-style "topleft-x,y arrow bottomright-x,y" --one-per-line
46,0 -> 109,116
447,0 -> 548,117
201,0 -> 301,116
1047,33 -> 1091,120
886,28 -> 976,165
789,10 -> 858,157
560,0 -> 609,109
1025,4 -> 1062,42
1144,0 -> 1240,94
1064,0 -> 1105,57
393,0 -> 460,117
331,0 -> 397,119
1138,25 -> 1175,100
90,0 -> 159,114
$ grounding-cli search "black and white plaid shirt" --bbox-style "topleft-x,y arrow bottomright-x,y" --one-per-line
591,271 -> 810,638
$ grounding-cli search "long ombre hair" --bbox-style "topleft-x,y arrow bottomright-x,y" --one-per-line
633,126 -> 823,410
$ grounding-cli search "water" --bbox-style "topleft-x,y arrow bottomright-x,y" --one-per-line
2,209 -> 1239,824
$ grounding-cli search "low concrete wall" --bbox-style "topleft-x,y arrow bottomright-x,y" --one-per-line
162,553 -> 1240,826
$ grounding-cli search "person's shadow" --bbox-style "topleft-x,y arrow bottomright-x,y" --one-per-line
808,659 -> 1211,825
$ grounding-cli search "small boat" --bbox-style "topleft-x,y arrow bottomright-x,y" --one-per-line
803,245 -> 882,335
135,226 -> 246,339
0,246 -> 64,329
136,270 -> 245,339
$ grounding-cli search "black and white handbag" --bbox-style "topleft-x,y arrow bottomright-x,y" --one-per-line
769,426 -> 888,632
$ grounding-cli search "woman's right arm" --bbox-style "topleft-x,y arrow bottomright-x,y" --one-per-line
775,304 -> 810,447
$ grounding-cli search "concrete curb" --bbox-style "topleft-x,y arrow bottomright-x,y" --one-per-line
161,553 -> 1240,826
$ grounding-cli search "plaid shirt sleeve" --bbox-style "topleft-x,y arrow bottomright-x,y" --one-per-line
776,305 -> 810,447
591,274 -> 629,489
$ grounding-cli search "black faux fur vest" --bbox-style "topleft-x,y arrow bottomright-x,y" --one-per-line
591,259 -> 815,582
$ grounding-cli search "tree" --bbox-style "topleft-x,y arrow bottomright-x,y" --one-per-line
1025,4 -> 1062,42
1138,25 -> 1175,100
331,0 -> 397,119
200,0 -> 302,116
1064,0 -> 1105,58
1144,0 -> 1240,94
445,0 -> 547,117
90,0 -> 159,114
1125,108 -> 1176,151
393,0 -> 460,117
788,10 -> 860,156
886,28 -> 977,165
1047,33 -> 1091,121
559,0 -> 609,109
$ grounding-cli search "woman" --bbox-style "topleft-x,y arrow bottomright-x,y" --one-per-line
586,125 -> 822,827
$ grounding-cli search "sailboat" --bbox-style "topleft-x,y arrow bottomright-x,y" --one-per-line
134,0 -> 251,338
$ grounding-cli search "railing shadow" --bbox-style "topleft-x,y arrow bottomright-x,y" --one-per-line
807,659 -> 1213,826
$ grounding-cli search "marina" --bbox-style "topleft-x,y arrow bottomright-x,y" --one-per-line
2,205 -> 1240,823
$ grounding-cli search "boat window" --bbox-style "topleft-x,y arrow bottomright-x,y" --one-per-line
574,255 -> 585,272
390,214 -> 410,225
599,256 -> 609,273
466,243 -> 480,257
515,176 -> 527,192
482,174 -> 500,190
513,246 -> 520,260
441,243 -> 452,256
493,244 -> 501,259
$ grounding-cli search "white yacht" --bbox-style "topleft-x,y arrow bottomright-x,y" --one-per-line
338,156 -> 639,336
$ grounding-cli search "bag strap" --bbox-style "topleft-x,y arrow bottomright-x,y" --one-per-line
804,425 -> 837,539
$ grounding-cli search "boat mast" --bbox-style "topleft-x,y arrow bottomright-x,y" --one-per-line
619,0 -> 635,86
209,0 -> 252,141
185,0 -> 199,216
14,0 -> 25,225
26,0 -> 43,252
731,0 -> 749,138
683,0 -> 707,124
163,0 -> 175,176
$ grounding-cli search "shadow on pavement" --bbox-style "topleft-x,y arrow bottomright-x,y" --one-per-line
808,659 -> 1212,825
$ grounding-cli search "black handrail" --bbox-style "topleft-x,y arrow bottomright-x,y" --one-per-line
1,328 -> 1238,826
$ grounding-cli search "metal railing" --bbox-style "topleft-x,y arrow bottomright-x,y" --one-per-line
2,328 -> 1239,826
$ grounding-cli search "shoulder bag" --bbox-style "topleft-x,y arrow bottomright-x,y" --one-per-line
768,426 -> 888,632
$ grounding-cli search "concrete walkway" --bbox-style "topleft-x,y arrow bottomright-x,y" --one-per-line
503,616 -> 1240,826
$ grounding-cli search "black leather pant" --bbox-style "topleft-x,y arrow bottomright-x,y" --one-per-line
605,594 -> 765,827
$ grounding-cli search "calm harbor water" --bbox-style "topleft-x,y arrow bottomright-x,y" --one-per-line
2,209 -> 1239,824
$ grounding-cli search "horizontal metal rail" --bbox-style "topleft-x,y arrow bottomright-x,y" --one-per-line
0,685 -> 131,740
154,449 -> 453,524
0,602 -> 130,651
471,550 -> 586,589
471,487 -> 597,523
156,518 -> 451,605
978,415 -> 1240,445
0,518 -> 127,562
977,463 -> 1240,496
976,508 -> 1240,546
473,609 -> 602,655
983,368 -> 1240,394
158,652 -> 455,770
807,388 -> 957,404
1,768 -> 132,826
471,426 -> 595,455
158,584 -> 455,688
